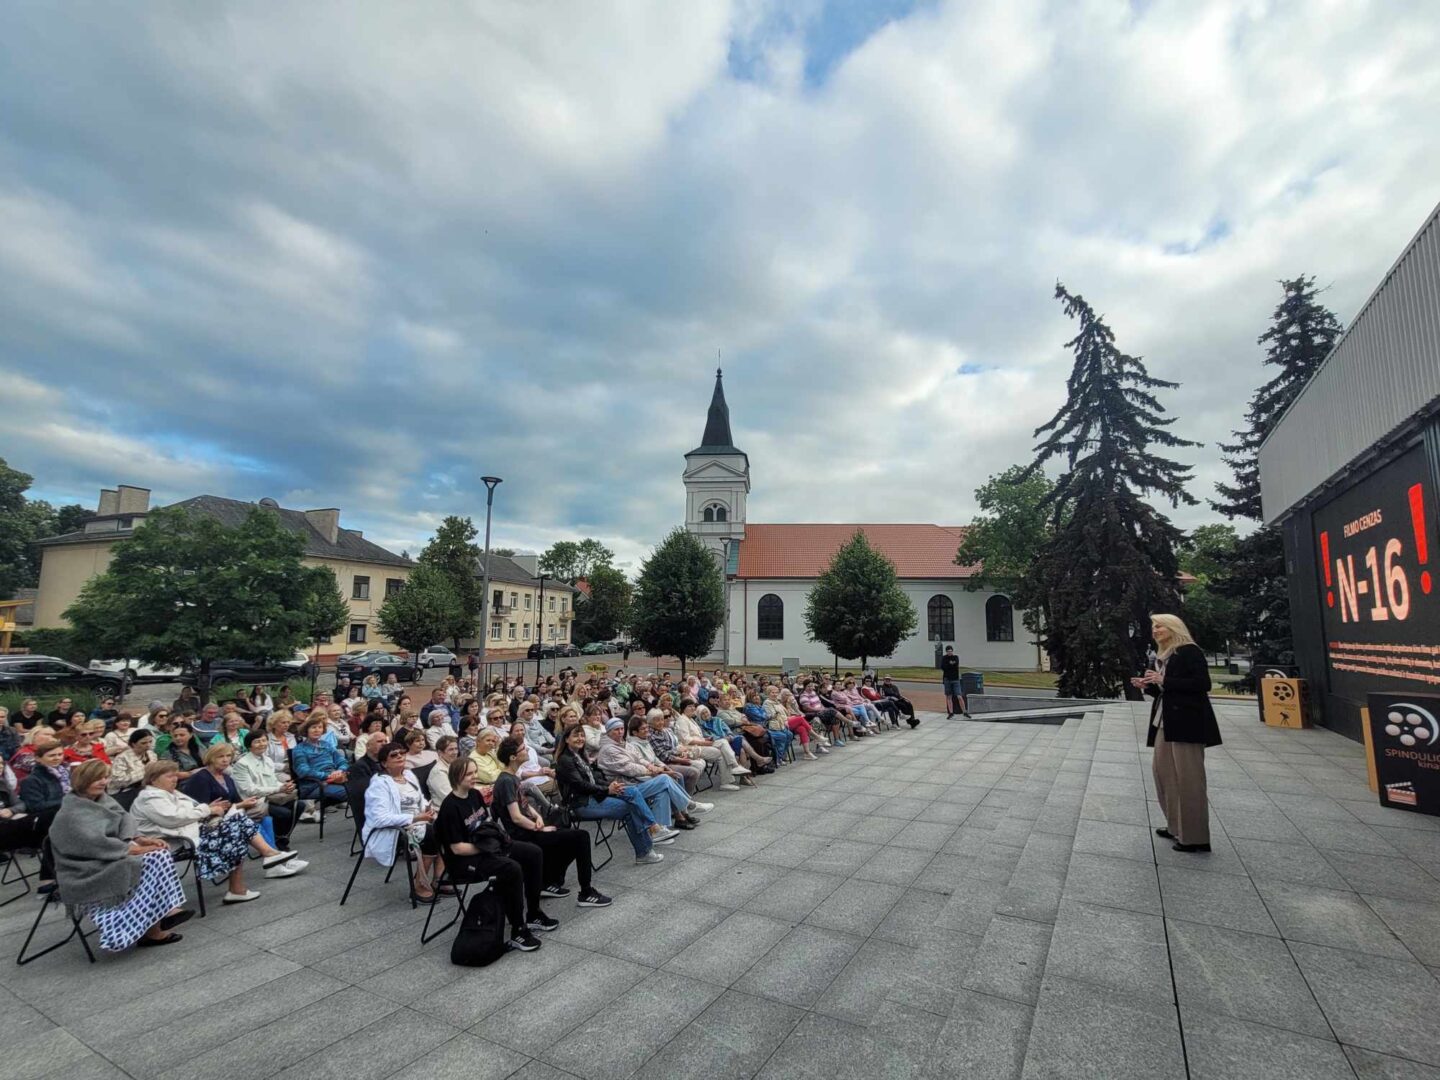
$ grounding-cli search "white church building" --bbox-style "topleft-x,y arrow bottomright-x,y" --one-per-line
683,370 -> 1039,671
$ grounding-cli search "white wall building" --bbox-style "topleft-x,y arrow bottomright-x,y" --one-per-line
683,370 -> 1039,671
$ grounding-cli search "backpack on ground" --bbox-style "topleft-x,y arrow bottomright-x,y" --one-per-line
450,884 -> 505,967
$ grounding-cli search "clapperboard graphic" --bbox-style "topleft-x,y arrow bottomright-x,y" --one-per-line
1385,781 -> 1419,807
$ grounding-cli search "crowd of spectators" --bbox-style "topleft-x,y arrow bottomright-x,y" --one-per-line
0,665 -> 917,959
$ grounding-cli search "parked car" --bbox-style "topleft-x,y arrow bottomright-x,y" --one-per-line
526,643 -> 558,660
90,658 -> 183,684
0,655 -> 130,698
579,641 -> 612,655
337,653 -> 421,683
554,643 -> 580,658
418,645 -> 457,669
336,649 -> 386,666
182,651 -> 317,687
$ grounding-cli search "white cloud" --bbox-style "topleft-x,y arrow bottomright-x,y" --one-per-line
0,0 -> 1436,558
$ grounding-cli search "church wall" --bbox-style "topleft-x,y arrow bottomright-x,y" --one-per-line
724,578 -> 1039,671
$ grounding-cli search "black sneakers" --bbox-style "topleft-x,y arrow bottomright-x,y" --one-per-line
540,884 -> 571,898
527,913 -> 560,932
508,930 -> 542,952
577,889 -> 612,908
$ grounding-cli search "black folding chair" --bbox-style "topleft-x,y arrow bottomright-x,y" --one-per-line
16,841 -> 97,966
585,816 -> 618,872
696,758 -> 718,793
291,748 -> 347,841
420,865 -> 493,944
168,838 -> 208,918
0,847 -> 37,907
339,804 -> 417,908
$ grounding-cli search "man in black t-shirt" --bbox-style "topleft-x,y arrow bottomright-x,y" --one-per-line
940,646 -> 971,719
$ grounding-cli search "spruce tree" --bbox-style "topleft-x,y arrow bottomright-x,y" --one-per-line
804,531 -> 917,670
1027,284 -> 1199,699
1210,276 -> 1341,671
629,528 -> 724,678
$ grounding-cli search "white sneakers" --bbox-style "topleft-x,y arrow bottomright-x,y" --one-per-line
651,826 -> 680,843
222,889 -> 261,904
718,783 -> 741,791
732,765 -> 752,776
262,851 -> 297,869
687,801 -> 714,815
265,861 -> 306,878
636,851 -> 664,864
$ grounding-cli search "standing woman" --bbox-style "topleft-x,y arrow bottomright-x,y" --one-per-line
1134,614 -> 1222,854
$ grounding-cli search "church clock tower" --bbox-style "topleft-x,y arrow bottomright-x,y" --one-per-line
683,368 -> 748,559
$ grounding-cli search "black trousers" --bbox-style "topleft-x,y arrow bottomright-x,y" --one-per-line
266,800 -> 309,849
451,840 -> 543,928
523,827 -> 592,890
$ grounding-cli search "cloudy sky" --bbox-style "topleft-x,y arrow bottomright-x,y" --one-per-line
1,0 -> 1436,569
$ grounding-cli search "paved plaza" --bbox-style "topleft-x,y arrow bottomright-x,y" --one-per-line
6,702 -> 1440,1079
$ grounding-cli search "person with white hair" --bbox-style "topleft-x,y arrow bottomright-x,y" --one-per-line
1132,613 -> 1222,854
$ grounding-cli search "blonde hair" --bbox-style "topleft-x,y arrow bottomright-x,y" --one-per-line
70,759 -> 112,793
1151,613 -> 1196,660
203,742 -> 236,766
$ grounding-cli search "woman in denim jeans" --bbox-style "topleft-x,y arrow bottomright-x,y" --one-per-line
554,726 -> 677,864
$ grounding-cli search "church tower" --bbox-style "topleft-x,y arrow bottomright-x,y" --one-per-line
683,368 -> 749,558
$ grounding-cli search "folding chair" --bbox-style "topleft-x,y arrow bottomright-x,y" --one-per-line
696,758 -> 718,794
585,816 -> 618,872
0,848 -> 37,908
339,812 -> 417,908
420,865 -> 493,944
169,838 -> 209,918
16,841 -> 97,966
291,748 -> 346,841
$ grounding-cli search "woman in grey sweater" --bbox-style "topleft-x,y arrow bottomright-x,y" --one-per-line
48,759 -> 194,950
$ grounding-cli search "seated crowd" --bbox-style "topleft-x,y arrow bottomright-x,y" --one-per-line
0,666 -> 917,957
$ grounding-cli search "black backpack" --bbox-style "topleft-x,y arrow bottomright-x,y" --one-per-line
450,885 -> 506,967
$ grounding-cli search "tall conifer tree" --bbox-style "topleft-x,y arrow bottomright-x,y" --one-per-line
1211,276 -> 1341,669
1028,284 -> 1199,698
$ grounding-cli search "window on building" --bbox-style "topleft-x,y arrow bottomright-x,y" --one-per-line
702,506 -> 714,522
702,502 -> 728,523
549,596 -> 556,612
523,623 -> 531,640
493,589 -> 504,609
385,578 -> 403,599
549,626 -> 557,639
352,575 -> 370,600
491,621 -> 502,640
508,623 -> 517,640
524,594 -> 532,610
927,595 -> 955,641
757,594 -> 784,639
986,595 -> 1015,642
561,598 -> 568,612
510,591 -> 518,609
348,623 -> 368,644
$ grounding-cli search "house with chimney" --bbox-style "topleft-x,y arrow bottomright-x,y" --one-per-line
32,486 -> 414,653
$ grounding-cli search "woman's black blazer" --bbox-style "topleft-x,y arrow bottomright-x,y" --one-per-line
1145,643 -> 1223,748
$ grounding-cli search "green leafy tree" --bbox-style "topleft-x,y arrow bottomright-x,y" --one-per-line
418,516 -> 484,647
376,564 -> 463,667
539,538 -> 616,581
571,564 -> 633,646
629,529 -> 724,677
491,547 -> 516,558
804,531 -> 918,669
300,565 -> 350,645
1176,524 -> 1240,655
1026,283 -> 1199,699
1210,276 -> 1341,675
64,505 -> 321,702
954,465 -> 1056,639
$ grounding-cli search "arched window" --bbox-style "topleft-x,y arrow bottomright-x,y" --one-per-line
757,593 -> 784,639
986,595 -> 1014,642
715,506 -> 727,522
927,595 -> 954,641
702,506 -> 715,522
702,502 -> 728,523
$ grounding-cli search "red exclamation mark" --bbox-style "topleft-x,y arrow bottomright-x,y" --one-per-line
1321,530 -> 1333,607
1409,483 -> 1432,595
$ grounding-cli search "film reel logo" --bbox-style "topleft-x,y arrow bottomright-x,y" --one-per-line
1384,703 -> 1440,748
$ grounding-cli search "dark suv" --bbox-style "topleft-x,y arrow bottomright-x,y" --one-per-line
0,655 -> 130,698
526,643 -> 558,660
182,655 -> 318,686
336,653 -> 420,683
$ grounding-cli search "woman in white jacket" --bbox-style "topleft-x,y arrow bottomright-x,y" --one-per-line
130,759 -> 300,904
231,730 -> 310,847
363,741 -> 443,905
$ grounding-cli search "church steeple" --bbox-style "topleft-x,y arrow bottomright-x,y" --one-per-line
690,368 -> 744,455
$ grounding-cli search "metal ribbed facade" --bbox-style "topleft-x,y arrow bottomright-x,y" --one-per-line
1260,203 -> 1440,523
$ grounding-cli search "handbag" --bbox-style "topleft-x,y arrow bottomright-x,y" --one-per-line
528,785 -> 571,829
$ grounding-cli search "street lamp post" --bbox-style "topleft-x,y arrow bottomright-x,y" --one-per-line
476,477 -> 502,685
536,573 -> 547,683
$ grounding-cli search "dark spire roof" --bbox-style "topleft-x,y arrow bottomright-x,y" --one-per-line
687,367 -> 745,457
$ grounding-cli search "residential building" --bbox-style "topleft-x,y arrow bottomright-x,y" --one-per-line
33,488 -> 414,652
470,552 -> 577,650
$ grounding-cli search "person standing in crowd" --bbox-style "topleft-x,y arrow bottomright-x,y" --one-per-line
940,645 -> 971,718
1133,614 -> 1222,854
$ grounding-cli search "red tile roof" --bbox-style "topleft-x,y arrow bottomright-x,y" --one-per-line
736,524 -> 977,579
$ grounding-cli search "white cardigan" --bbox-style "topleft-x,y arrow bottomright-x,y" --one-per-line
362,770 -> 428,867
131,786 -> 212,845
